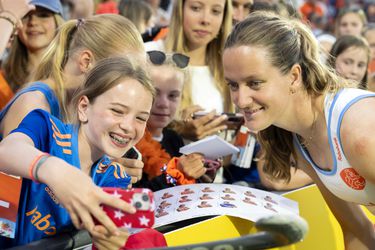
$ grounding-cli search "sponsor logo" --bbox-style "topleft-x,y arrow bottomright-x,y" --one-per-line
340,168 -> 366,190
26,206 -> 56,235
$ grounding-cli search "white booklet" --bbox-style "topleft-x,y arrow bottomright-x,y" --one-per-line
179,135 -> 239,160
153,184 -> 299,228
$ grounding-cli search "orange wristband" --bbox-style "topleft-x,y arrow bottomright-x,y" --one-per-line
165,157 -> 196,185
29,153 -> 49,182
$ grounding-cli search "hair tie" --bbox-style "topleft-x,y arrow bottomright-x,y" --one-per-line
76,18 -> 85,28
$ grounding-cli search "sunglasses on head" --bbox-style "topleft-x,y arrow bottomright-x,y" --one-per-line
147,50 -> 189,69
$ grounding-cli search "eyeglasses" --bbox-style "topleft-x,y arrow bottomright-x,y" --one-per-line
147,50 -> 190,69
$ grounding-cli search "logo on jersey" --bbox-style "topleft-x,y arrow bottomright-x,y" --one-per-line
340,168 -> 366,190
333,137 -> 342,161
26,206 -> 56,235
97,160 -> 128,179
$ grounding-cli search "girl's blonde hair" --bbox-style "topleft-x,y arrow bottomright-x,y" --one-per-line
34,14 -> 145,120
70,56 -> 155,124
3,14 -> 64,91
164,0 -> 234,114
225,11 -> 354,181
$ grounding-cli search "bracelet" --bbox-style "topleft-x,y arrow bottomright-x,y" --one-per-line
28,153 -> 49,183
34,155 -> 51,183
0,10 -> 19,35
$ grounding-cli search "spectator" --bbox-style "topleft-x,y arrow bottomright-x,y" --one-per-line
2,0 -> 64,92
327,35 -> 370,89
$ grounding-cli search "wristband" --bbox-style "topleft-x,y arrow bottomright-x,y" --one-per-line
28,153 -> 49,183
34,155 -> 51,183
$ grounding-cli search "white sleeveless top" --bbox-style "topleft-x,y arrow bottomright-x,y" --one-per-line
294,88 -> 375,211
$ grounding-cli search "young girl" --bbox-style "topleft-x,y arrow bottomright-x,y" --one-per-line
335,6 -> 367,38
135,50 -> 210,190
0,13 -> 146,173
328,35 -> 371,89
2,0 -> 65,92
223,11 -> 375,249
0,56 -> 155,247
145,0 -> 233,141
0,14 -> 146,239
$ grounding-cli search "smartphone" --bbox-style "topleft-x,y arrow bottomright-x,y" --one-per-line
101,187 -> 155,229
193,111 -> 244,130
224,113 -> 245,130
123,146 -> 142,160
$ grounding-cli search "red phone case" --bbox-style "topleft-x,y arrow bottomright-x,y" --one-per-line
101,187 -> 155,229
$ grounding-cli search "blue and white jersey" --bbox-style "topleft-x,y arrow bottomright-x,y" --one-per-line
294,88 -> 375,210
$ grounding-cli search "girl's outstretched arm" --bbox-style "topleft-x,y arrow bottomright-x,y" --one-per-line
0,132 -> 136,239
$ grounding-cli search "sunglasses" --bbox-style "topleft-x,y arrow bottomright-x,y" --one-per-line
147,50 -> 189,69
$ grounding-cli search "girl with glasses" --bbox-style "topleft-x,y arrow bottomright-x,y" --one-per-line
135,51 -> 214,191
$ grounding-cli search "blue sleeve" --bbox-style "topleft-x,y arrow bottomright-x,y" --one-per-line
92,157 -> 131,188
10,109 -> 51,152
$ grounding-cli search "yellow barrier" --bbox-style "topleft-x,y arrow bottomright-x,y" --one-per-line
164,184 -> 375,249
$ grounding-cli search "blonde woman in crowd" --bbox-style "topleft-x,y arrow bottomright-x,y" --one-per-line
145,0 -> 233,142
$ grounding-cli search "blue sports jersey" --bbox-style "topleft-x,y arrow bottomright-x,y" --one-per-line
3,109 -> 131,246
0,82 -> 61,140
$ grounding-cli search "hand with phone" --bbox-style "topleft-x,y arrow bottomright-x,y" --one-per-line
114,147 -> 144,185
193,111 -> 244,131
92,188 -> 155,250
179,106 -> 228,141
101,187 -> 155,229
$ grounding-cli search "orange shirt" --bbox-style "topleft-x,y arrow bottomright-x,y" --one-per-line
299,2 -> 324,22
95,1 -> 118,14
0,71 -> 13,110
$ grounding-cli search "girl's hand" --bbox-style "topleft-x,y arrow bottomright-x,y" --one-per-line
38,157 -> 136,239
115,157 -> 144,184
178,153 -> 206,179
92,225 -> 129,250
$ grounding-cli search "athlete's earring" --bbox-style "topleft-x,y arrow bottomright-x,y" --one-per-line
289,87 -> 296,94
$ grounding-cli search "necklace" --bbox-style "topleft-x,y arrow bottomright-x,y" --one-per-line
298,111 -> 318,148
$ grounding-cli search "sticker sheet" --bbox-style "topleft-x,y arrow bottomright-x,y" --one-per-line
154,184 -> 298,228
